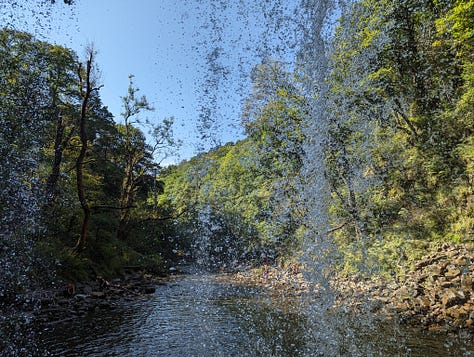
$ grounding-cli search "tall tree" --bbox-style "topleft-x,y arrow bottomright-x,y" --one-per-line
74,48 -> 101,252
0,29 -> 49,295
117,75 -> 177,240
43,45 -> 79,203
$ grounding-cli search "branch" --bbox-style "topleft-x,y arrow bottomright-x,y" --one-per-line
132,207 -> 188,225
393,98 -> 419,139
326,221 -> 349,234
92,85 -> 104,92
91,205 -> 136,212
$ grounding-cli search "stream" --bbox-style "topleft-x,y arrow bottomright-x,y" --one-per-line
34,272 -> 473,356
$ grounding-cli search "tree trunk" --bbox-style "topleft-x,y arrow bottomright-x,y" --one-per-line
46,111 -> 65,202
117,164 -> 135,240
74,51 -> 94,252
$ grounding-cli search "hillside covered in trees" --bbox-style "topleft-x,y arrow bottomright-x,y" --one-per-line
1,0 -> 473,301
158,0 -> 473,276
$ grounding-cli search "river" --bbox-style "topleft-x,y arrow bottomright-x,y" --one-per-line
34,272 -> 473,356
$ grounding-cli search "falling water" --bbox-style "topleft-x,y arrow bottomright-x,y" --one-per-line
189,0 -> 383,354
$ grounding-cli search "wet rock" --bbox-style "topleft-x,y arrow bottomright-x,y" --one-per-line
90,291 -> 106,299
453,257 -> 468,266
430,264 -> 444,277
328,242 -> 474,333
415,255 -> 447,270
144,286 -> 156,294
97,301 -> 113,310
440,280 -> 454,289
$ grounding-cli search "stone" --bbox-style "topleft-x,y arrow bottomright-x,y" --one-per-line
445,267 -> 461,279
439,281 -> 453,289
441,289 -> 467,309
461,275 -> 473,292
417,296 -> 432,310
415,273 -> 429,284
428,324 -> 445,332
90,291 -> 105,298
415,255 -> 447,270
144,286 -> 156,294
453,258 -> 467,266
395,286 -> 414,301
97,301 -> 113,309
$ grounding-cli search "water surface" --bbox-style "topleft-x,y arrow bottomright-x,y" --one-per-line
36,273 -> 474,356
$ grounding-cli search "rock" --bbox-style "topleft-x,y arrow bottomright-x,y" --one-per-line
428,324 -> 446,332
439,279 -> 453,289
430,264 -> 444,277
395,285 -> 417,301
453,257 -> 468,266
445,267 -> 461,279
461,275 -> 473,292
90,291 -> 105,299
417,296 -> 432,310
144,286 -> 156,294
449,305 -> 469,320
441,289 -> 467,309
97,301 -> 113,310
415,255 -> 447,270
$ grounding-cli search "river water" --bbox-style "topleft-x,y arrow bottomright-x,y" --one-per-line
35,272 -> 473,356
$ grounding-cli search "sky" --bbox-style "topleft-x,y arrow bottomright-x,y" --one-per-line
1,0 -> 304,163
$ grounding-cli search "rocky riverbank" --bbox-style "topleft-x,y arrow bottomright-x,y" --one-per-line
222,243 -> 474,333
7,271 -> 170,327
381,242 -> 474,331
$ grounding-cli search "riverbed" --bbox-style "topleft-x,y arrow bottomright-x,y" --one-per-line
17,272 -> 474,356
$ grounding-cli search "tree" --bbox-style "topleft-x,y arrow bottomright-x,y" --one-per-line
117,75 -> 177,240
43,45 -> 80,204
74,47 -> 102,252
242,60 -> 308,255
0,29 -> 46,296
322,0 -> 473,273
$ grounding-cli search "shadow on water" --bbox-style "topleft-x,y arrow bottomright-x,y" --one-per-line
22,272 -> 474,356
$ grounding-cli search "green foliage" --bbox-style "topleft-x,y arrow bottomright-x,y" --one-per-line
0,29 -> 174,288
157,62 -> 309,267
324,0 -> 474,276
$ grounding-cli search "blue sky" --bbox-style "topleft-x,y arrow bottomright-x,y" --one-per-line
3,0 -> 302,163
